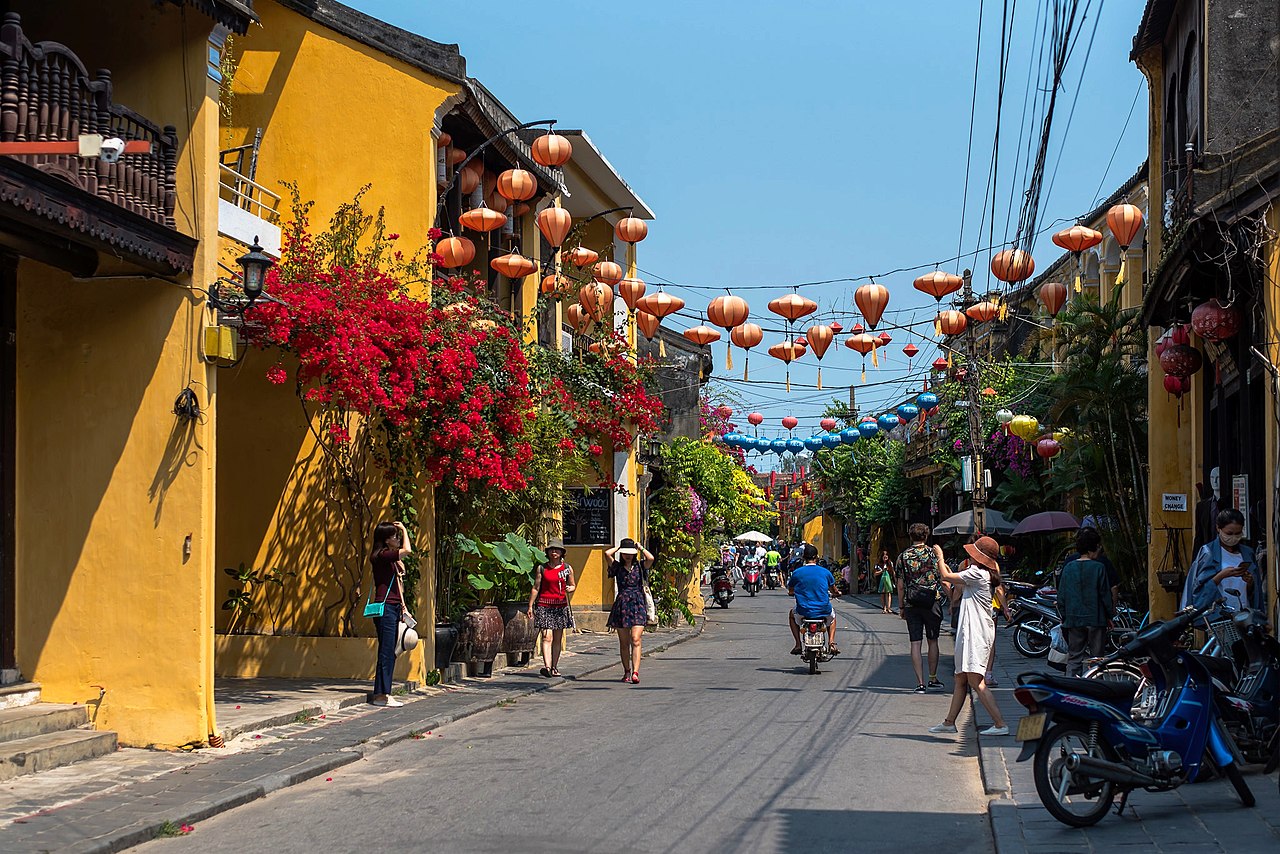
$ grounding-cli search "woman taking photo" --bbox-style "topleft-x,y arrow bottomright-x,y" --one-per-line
929,536 -> 1009,737
874,549 -> 895,612
368,520 -> 412,707
606,537 -> 655,684
526,541 -> 575,677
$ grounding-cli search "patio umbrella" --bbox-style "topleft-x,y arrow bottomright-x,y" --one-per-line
1012,511 -> 1080,536
734,531 -> 773,544
933,509 -> 1019,536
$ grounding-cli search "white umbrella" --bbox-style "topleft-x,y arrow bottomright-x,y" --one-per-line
734,530 -> 773,544
933,509 -> 1019,535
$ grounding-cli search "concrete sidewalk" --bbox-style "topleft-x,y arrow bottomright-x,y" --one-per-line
0,621 -> 701,853
973,626 -> 1280,853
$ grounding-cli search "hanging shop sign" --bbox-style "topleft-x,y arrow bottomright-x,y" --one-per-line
563,487 -> 613,546
1161,493 -> 1187,512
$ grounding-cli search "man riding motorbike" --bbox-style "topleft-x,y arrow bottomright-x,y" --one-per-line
787,543 -> 840,656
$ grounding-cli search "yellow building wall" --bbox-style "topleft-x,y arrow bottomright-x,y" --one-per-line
802,515 -> 823,549
12,1 -> 223,747
1265,204 -> 1280,628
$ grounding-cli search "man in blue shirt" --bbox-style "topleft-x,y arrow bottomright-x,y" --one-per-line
787,543 -> 840,656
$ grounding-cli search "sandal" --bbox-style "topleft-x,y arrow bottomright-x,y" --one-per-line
621,673 -> 633,683
631,672 -> 639,684
539,667 -> 551,678
549,668 -> 562,677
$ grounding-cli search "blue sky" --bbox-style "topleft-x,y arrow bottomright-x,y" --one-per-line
353,0 -> 1148,448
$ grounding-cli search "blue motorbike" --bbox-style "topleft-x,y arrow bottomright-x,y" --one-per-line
1012,602 -> 1255,827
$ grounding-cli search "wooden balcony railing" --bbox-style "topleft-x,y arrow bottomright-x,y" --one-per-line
0,13 -> 178,229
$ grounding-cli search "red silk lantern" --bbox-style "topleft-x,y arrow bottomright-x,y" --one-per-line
854,282 -> 890,329
731,322 -> 764,380
1107,203 -> 1144,250
782,416 -> 798,430
1038,282 -> 1068,316
769,339 -> 805,389
937,310 -> 968,336
717,406 -> 733,419
636,311 -> 661,340
851,323 -> 865,334
767,294 -> 818,322
877,332 -> 892,346
903,343 -> 920,358
1190,299 -> 1242,342
1052,225 -> 1103,254
913,271 -> 963,302
707,294 -> 750,329
683,324 -> 722,346
1170,324 -> 1191,346
1036,438 -> 1062,459
991,248 -> 1035,283
820,417 -> 838,431
747,412 -> 764,426
1163,374 -> 1187,397
1159,344 -> 1202,378
636,291 -> 685,319
829,321 -> 843,333
459,206 -> 507,233
536,207 -> 572,247
486,189 -> 510,214
618,278 -> 646,312
567,247 -> 598,268
615,217 -> 649,244
966,301 -> 1000,323
436,236 -> 475,268
532,133 -> 573,167
497,168 -> 537,201
932,357 -> 948,372
578,282 -> 614,322
491,252 -> 536,279
592,261 -> 624,286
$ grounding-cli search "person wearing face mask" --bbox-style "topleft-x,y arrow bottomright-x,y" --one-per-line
1184,508 -> 1265,617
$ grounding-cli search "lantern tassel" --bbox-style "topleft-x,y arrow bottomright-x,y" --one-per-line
786,370 -> 791,393
659,338 -> 666,358
1074,269 -> 1082,294
743,355 -> 750,382
934,318 -> 941,337
861,362 -> 866,383
872,348 -> 879,369
816,365 -> 822,390
726,346 -> 733,371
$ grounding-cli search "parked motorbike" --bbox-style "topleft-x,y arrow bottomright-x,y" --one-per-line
743,565 -> 762,596
1012,601 -> 1255,828
798,617 -> 833,675
711,571 -> 735,608
1009,596 -> 1059,658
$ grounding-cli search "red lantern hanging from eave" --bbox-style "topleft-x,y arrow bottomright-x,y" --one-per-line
531,132 -> 573,167
567,246 -> 599,268
615,216 -> 648,244
1107,203 -> 1144,250
636,291 -> 685,319
491,252 -> 536,279
965,301 -> 1000,323
1190,298 -> 1242,342
937,310 -> 968,336
1052,224 -> 1104,254
618,277 -> 646,312
717,405 -> 733,419
683,324 -> 722,347
435,235 -> 475,268
1038,281 -> 1068,316
991,248 -> 1036,283
782,416 -> 798,430
496,168 -> 537,201
913,270 -> 964,302
854,282 -> 890,329
536,207 -> 573,247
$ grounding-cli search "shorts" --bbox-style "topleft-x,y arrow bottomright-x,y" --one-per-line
905,602 -> 942,642
792,610 -> 834,628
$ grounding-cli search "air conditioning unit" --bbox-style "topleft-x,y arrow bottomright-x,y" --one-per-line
561,330 -> 574,354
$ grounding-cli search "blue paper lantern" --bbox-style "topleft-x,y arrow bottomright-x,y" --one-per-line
786,438 -> 806,454
840,427 -> 860,444
896,403 -> 920,422
916,391 -> 939,411
877,413 -> 899,433
804,435 -> 825,452
822,432 -> 842,448
857,421 -> 880,440
739,436 -> 757,452
770,438 -> 789,455
724,432 -> 744,447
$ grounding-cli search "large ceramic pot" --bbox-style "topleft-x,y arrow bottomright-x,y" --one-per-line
461,604 -> 504,677
498,602 -> 537,667
434,622 -> 460,671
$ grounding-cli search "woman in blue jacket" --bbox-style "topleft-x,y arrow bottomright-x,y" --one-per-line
1183,508 -> 1263,616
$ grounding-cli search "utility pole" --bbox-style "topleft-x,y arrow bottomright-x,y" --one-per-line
962,269 -> 987,535
847,384 -> 859,583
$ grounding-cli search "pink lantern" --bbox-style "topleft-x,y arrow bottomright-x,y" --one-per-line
782,416 -> 798,430
747,412 -> 764,426
820,417 -> 837,431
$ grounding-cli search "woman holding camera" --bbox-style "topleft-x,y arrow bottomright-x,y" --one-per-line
369,520 -> 412,707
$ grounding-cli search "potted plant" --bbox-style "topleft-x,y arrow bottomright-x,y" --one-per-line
454,533 -> 547,676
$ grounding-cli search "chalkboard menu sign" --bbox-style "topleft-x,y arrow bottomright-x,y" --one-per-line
563,487 -> 613,545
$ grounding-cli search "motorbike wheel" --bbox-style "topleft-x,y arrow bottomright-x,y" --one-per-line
1222,761 -> 1256,808
808,657 -> 819,675
750,589 -> 756,597
1033,723 -> 1117,827
1013,621 -> 1052,658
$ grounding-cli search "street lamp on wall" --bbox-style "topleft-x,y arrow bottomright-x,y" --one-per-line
639,436 -> 664,467
210,236 -> 276,317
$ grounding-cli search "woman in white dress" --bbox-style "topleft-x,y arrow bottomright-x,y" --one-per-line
929,536 -> 1009,736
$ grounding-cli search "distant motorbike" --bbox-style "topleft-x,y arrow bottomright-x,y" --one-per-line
743,565 -> 762,596
711,570 -> 735,608
798,617 -> 833,675
765,567 -> 780,590
1009,596 -> 1059,658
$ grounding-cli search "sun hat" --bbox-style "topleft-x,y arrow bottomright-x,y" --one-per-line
618,537 -> 640,556
545,540 -> 566,555
395,622 -> 419,655
963,536 -> 1002,571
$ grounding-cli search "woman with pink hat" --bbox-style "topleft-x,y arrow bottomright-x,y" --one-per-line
928,535 -> 1009,737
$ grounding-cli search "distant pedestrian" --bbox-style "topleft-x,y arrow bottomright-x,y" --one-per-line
896,523 -> 944,694
874,549 -> 895,613
930,536 -> 1009,736
606,537 -> 655,684
526,541 -> 575,678
1059,527 -> 1114,677
368,520 -> 412,708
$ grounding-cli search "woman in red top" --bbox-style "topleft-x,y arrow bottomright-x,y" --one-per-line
526,541 -> 575,677
369,520 -> 412,707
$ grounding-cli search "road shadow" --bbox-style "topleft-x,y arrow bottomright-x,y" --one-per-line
775,808 -> 991,851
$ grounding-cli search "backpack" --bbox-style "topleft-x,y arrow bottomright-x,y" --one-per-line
903,548 -> 939,608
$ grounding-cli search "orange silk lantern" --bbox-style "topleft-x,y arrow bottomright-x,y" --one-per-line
768,293 -> 818,322
435,236 -> 475,269
937,310 -> 968,336
707,294 -> 750,370
1039,282 -> 1068,316
541,273 -> 572,297
567,246 -> 599,267
635,291 -> 685,319
636,311 -> 661,340
844,332 -> 876,382
578,282 -> 614,323
458,167 -> 480,195
486,190 -> 510,214
447,147 -> 467,167
730,322 -> 764,381
436,132 -> 452,148
496,168 -> 537,201
536,207 -> 573,247
491,252 -> 536,279
459,206 -> 507,233
966,301 -> 999,323
854,282 -> 890,329
531,133 -> 573,167
618,277 -> 647,312
913,270 -> 963,302
592,260 -> 624,286
806,323 -> 834,389
615,216 -> 649,244
1052,224 -> 1103,254
991,248 -> 1035,283
683,324 -> 722,346
1106,203 -> 1144,250
768,339 -> 806,391
565,303 -> 593,334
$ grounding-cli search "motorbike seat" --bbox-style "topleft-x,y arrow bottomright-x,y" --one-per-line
1019,672 -> 1138,705
1184,652 -> 1237,686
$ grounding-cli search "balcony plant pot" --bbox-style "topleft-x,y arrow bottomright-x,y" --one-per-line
498,601 -> 537,667
434,622 -> 460,671
461,603 -> 504,677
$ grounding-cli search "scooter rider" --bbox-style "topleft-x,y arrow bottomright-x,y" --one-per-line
787,543 -> 840,656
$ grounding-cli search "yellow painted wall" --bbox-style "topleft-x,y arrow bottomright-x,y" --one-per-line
802,515 -> 823,549
1265,204 -> 1280,627
11,1 -> 223,747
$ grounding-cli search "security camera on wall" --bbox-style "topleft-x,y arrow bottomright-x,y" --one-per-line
97,137 -> 126,163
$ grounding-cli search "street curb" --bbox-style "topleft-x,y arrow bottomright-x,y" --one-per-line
67,617 -> 705,854
987,799 -> 1022,854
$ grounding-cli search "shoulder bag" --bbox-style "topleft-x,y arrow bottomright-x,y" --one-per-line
640,564 -> 658,625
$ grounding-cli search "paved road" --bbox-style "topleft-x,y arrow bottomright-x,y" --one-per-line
142,593 -> 993,854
